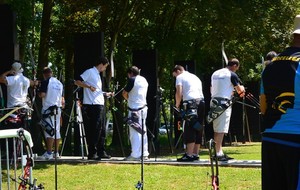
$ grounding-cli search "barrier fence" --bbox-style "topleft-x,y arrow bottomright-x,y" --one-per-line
0,128 -> 42,190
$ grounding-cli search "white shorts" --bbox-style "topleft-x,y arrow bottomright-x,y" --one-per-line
213,106 -> 232,133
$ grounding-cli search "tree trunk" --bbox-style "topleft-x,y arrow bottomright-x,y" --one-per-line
31,0 -> 54,153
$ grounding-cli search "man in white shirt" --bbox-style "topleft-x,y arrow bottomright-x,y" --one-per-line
38,67 -> 64,160
122,66 -> 149,161
173,65 -> 205,162
0,62 -> 36,108
75,56 -> 113,160
0,62 -> 37,157
210,58 -> 245,161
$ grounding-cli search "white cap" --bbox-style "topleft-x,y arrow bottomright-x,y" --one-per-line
293,15 -> 300,34
11,62 -> 24,73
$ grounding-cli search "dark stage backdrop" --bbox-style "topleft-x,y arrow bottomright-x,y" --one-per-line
74,32 -> 104,79
0,4 -> 17,107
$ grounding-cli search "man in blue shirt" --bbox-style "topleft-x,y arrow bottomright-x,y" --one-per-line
260,15 -> 300,190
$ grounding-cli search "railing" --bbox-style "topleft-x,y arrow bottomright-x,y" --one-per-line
0,128 -> 43,190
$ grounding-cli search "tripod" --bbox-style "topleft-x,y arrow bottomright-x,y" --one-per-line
60,87 -> 88,159
105,86 -> 126,157
236,96 -> 256,143
153,87 -> 173,155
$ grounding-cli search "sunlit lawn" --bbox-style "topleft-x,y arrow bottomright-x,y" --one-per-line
2,142 -> 261,189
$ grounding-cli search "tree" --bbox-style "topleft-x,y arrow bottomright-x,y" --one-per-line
5,0 -> 300,154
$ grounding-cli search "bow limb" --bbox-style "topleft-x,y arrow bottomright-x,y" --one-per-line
110,50 -> 115,79
222,40 -> 228,67
28,48 -> 37,106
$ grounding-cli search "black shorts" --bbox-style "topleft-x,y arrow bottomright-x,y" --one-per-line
183,100 -> 205,144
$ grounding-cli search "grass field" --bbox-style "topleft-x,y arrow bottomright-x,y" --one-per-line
2,142 -> 262,190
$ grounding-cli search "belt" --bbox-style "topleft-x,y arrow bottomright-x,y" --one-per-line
128,105 -> 147,111
183,98 -> 203,103
213,97 -> 230,101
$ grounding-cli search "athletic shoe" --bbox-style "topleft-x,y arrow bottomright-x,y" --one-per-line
53,152 -> 60,159
41,152 -> 53,160
213,154 -> 234,161
88,154 -> 101,160
123,156 -> 140,161
100,151 -> 111,159
223,154 -> 234,160
141,156 -> 149,160
177,153 -> 194,162
193,155 -> 200,161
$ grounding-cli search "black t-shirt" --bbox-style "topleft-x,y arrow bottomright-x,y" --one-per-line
38,78 -> 50,93
262,47 -> 300,129
124,77 -> 135,92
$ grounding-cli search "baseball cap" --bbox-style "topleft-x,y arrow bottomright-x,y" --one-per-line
11,62 -> 23,73
293,15 -> 300,34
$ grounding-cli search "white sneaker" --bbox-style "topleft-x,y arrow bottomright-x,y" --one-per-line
41,152 -> 53,160
123,156 -> 140,161
141,156 -> 149,160
53,152 -> 60,159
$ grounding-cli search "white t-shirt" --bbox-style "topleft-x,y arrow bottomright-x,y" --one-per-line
127,75 -> 148,109
175,71 -> 204,101
80,67 -> 104,105
42,77 -> 63,110
211,68 -> 237,99
6,73 -> 30,108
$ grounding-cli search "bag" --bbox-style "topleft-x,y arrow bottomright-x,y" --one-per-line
39,118 -> 54,136
206,98 -> 233,124
126,111 -> 145,135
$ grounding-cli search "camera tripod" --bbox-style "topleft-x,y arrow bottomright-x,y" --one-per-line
153,87 -> 173,155
60,87 -> 88,159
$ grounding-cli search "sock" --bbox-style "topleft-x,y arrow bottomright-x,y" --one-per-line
47,151 -> 52,155
216,150 -> 224,157
186,153 -> 193,157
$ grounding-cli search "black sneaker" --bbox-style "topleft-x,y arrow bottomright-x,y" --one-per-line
213,154 -> 234,161
88,154 -> 101,160
177,153 -> 194,162
193,155 -> 199,161
100,151 -> 111,159
223,154 -> 234,160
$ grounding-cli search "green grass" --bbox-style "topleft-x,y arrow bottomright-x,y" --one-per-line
2,143 -> 262,189
203,142 -> 261,160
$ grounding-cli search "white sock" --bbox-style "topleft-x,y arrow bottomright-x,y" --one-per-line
216,150 -> 224,157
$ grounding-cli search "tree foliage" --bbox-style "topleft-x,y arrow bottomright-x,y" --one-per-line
4,0 -> 300,151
